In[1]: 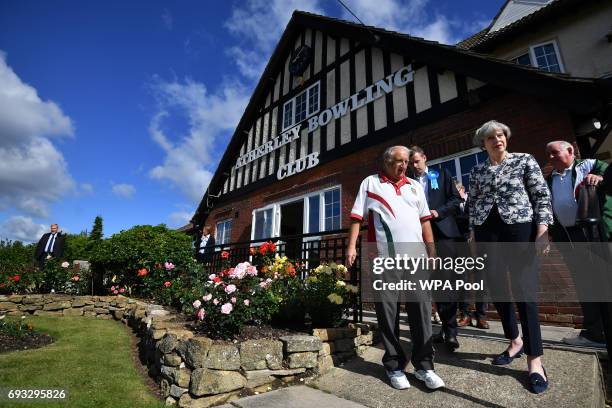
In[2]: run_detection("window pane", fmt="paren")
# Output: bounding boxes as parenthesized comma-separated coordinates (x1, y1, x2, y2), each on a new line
(295, 92, 307, 123)
(533, 43, 561, 72)
(223, 220, 232, 244)
(254, 209, 273, 240)
(512, 53, 531, 66)
(440, 159, 457, 180)
(308, 83, 319, 115)
(459, 154, 476, 174)
(283, 102, 293, 129)
(308, 195, 320, 233)
(324, 188, 340, 231)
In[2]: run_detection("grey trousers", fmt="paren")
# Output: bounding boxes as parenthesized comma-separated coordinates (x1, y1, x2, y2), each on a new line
(374, 300, 434, 372)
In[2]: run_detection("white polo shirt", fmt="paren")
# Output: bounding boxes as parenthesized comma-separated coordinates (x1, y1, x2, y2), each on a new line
(351, 173, 431, 252)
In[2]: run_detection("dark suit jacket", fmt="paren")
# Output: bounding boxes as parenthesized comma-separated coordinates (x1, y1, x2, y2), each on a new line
(195, 235, 215, 262)
(35, 232, 65, 259)
(412, 168, 461, 239)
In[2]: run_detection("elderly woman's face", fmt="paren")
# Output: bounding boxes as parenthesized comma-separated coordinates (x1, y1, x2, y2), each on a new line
(483, 128, 507, 156)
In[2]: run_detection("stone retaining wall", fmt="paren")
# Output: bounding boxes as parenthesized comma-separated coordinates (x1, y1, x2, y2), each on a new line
(0, 295, 377, 407)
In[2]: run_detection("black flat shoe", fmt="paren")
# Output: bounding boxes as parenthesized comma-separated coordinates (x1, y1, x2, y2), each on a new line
(529, 367, 548, 394)
(492, 346, 523, 365)
(445, 335, 460, 351)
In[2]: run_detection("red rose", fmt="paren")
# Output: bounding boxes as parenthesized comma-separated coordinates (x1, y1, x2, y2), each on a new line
(12, 275, 20, 282)
(221, 251, 230, 259)
(213, 277, 221, 283)
(164, 281, 171, 287)
(137, 268, 148, 277)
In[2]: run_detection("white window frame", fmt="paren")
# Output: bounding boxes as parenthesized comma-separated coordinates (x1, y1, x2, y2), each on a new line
(215, 219, 233, 246)
(427, 148, 487, 189)
(529, 39, 565, 73)
(250, 184, 342, 242)
(281, 81, 320, 131)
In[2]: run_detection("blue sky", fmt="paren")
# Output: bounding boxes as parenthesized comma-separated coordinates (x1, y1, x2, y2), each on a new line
(0, 0, 504, 242)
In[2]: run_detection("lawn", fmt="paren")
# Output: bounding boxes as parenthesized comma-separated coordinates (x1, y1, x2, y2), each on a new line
(0, 316, 165, 408)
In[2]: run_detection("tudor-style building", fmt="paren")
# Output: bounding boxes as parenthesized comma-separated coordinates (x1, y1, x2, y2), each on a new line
(191, 11, 611, 253)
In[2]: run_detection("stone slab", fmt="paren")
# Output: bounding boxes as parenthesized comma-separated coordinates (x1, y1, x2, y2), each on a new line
(312, 337, 604, 408)
(231, 385, 366, 408)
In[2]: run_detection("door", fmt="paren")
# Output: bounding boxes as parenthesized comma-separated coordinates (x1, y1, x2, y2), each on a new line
(280, 200, 304, 260)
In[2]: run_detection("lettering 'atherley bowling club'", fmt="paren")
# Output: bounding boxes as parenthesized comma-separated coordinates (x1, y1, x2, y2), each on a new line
(234, 65, 415, 173)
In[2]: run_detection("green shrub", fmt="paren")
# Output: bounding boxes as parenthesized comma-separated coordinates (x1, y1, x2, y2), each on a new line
(0, 240, 36, 294)
(304, 263, 358, 327)
(90, 224, 193, 297)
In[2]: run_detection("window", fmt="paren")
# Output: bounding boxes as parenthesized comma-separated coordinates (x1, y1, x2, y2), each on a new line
(282, 81, 320, 131)
(250, 186, 341, 240)
(324, 188, 341, 231)
(216, 219, 232, 245)
(428, 149, 488, 191)
(253, 208, 274, 240)
(511, 53, 531, 66)
(508, 41, 564, 73)
(531, 42, 562, 73)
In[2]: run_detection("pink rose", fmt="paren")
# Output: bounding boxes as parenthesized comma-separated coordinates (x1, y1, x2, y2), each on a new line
(119, 288, 125, 293)
(196, 308, 205, 321)
(113, 290, 118, 295)
(164, 262, 175, 270)
(202, 294, 212, 302)
(164, 281, 171, 287)
(244, 299, 250, 306)
(229, 262, 249, 279)
(213, 299, 219, 305)
(246, 265, 258, 277)
(231, 297, 237, 304)
(225, 284, 237, 294)
(220, 303, 233, 314)
(111, 286, 116, 291)
(192, 300, 202, 308)
(208, 274, 216, 281)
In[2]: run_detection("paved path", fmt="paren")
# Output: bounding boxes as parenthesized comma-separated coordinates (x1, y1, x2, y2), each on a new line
(218, 312, 606, 408)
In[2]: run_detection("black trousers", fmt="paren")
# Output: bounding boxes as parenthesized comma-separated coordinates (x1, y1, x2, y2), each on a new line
(434, 238, 459, 337)
(550, 226, 606, 343)
(474, 207, 544, 357)
(550, 226, 612, 357)
(375, 299, 434, 372)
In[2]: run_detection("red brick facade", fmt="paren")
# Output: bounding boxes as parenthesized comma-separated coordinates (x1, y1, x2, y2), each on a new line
(206, 91, 583, 327)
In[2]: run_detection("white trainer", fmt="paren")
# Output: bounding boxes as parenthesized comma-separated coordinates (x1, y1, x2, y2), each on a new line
(386, 370, 411, 389)
(414, 369, 445, 390)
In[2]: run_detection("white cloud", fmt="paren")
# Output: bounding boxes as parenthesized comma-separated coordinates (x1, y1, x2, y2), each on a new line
(337, 0, 462, 44)
(168, 210, 192, 227)
(112, 183, 135, 199)
(0, 216, 49, 243)
(80, 183, 94, 194)
(0, 52, 76, 218)
(162, 9, 173, 31)
(148, 76, 249, 202)
(225, 0, 324, 78)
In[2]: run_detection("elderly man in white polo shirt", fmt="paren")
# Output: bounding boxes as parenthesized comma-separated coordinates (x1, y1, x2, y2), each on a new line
(347, 145, 444, 390)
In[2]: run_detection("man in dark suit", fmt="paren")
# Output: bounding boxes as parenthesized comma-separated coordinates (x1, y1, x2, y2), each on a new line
(195, 225, 215, 263)
(35, 224, 65, 270)
(409, 146, 462, 351)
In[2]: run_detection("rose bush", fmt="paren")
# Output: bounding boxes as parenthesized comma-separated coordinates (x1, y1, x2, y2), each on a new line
(304, 262, 358, 327)
(189, 261, 282, 338)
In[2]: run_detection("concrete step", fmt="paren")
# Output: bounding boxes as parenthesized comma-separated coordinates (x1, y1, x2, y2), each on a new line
(221, 385, 367, 408)
(311, 337, 604, 408)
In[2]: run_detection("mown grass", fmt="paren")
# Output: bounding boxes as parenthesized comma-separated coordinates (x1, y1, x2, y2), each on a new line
(0, 316, 164, 408)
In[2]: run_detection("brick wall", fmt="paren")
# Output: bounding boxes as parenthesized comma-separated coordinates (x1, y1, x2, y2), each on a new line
(208, 91, 581, 327)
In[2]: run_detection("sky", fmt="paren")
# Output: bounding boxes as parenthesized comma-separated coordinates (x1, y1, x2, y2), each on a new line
(0, 0, 505, 243)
